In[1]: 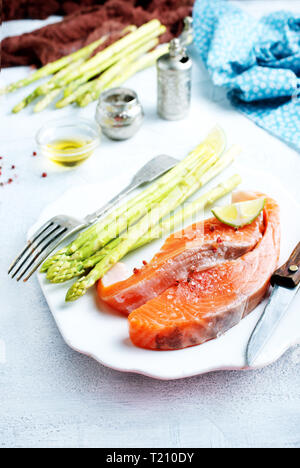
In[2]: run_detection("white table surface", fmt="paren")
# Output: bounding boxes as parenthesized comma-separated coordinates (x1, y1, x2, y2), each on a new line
(1, 1, 299, 448)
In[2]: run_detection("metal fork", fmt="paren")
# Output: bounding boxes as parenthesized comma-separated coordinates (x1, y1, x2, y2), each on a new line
(8, 155, 178, 282)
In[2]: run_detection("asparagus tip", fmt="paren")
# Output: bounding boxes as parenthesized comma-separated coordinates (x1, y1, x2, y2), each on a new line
(66, 278, 87, 302)
(40, 250, 69, 273)
(47, 261, 83, 283)
(12, 103, 24, 114)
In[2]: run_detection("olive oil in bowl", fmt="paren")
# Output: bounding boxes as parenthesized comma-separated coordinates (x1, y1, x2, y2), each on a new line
(36, 118, 101, 169)
(47, 138, 93, 167)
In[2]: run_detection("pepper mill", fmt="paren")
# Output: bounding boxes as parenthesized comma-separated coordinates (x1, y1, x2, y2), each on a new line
(180, 16, 194, 47)
(157, 38, 192, 121)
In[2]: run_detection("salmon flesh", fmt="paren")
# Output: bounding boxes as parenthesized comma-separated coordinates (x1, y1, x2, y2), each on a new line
(98, 193, 280, 350)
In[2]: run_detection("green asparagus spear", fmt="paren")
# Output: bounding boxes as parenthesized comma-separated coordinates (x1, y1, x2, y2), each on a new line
(12, 57, 87, 113)
(47, 238, 121, 282)
(46, 160, 201, 278)
(41, 156, 203, 274)
(34, 89, 62, 113)
(3, 36, 108, 94)
(40, 127, 226, 272)
(41, 126, 226, 269)
(62, 25, 166, 100)
(47, 144, 239, 280)
(56, 37, 160, 108)
(136, 173, 242, 247)
(63, 76, 97, 99)
(12, 89, 40, 114)
(46, 175, 242, 283)
(31, 25, 140, 107)
(198, 145, 241, 186)
(47, 160, 199, 274)
(53, 20, 162, 91)
(65, 189, 192, 300)
(60, 141, 221, 267)
(78, 44, 169, 107)
(11, 25, 138, 112)
(65, 148, 239, 301)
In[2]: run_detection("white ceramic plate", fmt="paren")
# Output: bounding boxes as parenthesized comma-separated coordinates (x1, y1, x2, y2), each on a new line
(33, 164, 300, 380)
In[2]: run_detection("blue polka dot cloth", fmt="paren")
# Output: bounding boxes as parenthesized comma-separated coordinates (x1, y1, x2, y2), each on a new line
(193, 0, 300, 152)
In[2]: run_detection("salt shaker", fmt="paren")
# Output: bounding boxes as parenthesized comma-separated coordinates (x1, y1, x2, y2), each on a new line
(157, 38, 192, 121)
(95, 88, 144, 141)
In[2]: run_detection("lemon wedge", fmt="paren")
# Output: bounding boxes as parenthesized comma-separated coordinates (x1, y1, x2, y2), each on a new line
(212, 198, 266, 228)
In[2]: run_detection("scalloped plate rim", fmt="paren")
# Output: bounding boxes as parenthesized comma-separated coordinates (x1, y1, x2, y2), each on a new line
(33, 167, 300, 380)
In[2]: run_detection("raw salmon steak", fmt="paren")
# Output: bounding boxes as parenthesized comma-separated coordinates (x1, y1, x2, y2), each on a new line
(128, 194, 280, 350)
(98, 209, 265, 314)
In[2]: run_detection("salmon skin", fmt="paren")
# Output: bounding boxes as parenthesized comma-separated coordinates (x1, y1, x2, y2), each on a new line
(98, 212, 265, 314)
(128, 194, 280, 350)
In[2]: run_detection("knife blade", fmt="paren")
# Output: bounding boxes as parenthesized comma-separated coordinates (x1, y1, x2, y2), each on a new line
(246, 242, 300, 367)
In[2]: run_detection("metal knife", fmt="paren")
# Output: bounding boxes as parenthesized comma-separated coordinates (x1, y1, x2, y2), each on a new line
(246, 242, 300, 366)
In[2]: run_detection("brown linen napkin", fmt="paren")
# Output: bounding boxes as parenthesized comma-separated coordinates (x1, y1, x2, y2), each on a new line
(2, 0, 194, 68)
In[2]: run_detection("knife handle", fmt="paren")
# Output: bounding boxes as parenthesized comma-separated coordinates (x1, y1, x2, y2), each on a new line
(271, 242, 300, 289)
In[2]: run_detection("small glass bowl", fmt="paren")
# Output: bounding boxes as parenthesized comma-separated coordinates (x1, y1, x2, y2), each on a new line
(36, 118, 101, 168)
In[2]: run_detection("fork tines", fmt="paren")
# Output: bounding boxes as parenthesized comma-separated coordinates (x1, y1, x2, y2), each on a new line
(8, 220, 67, 282)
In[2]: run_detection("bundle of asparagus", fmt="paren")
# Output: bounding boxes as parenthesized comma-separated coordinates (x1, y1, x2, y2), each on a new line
(2, 20, 172, 113)
(40, 128, 242, 302)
